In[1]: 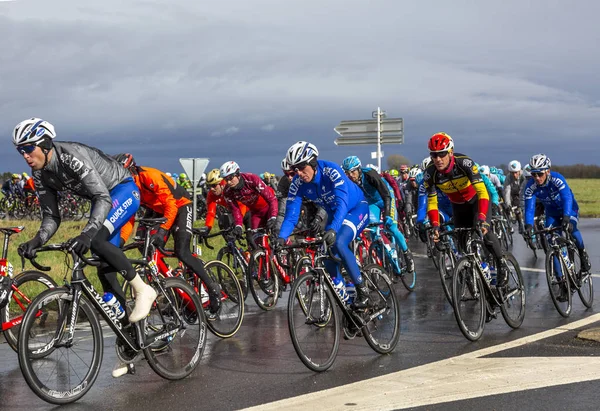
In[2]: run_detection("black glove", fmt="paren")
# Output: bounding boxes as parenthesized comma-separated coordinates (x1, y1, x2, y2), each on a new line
(273, 237, 286, 251)
(197, 226, 211, 237)
(232, 225, 243, 238)
(18, 235, 43, 259)
(322, 229, 336, 246)
(309, 215, 324, 233)
(68, 233, 93, 256)
(150, 227, 169, 249)
(266, 217, 277, 233)
(562, 216, 573, 233)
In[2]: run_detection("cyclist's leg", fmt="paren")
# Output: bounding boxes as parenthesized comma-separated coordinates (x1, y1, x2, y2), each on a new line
(564, 213, 591, 271)
(479, 200, 508, 285)
(387, 200, 414, 272)
(173, 204, 221, 313)
(243, 210, 255, 249)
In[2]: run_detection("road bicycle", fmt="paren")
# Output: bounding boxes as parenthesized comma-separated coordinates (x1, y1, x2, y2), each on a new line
(215, 227, 252, 300)
(531, 225, 593, 317)
(18, 243, 206, 404)
(0, 226, 56, 353)
(431, 222, 459, 304)
(287, 236, 400, 372)
(245, 228, 282, 310)
(448, 227, 525, 341)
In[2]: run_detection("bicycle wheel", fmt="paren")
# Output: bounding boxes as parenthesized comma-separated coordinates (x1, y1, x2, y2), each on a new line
(18, 288, 103, 404)
(247, 249, 280, 310)
(2, 270, 57, 353)
(545, 250, 572, 317)
(217, 246, 249, 300)
(288, 271, 340, 372)
(570, 246, 594, 308)
(437, 246, 456, 304)
(399, 244, 416, 292)
(203, 260, 244, 338)
(498, 253, 526, 329)
(361, 264, 400, 354)
(144, 277, 207, 380)
(452, 257, 486, 341)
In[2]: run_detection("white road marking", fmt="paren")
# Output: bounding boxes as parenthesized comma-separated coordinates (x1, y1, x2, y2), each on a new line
(245, 313, 600, 411)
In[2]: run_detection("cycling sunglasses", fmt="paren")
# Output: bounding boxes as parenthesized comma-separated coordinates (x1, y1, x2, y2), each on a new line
(16, 145, 37, 155)
(224, 174, 237, 182)
(284, 170, 296, 177)
(294, 162, 310, 172)
(208, 183, 220, 189)
(430, 151, 449, 159)
(400, 170, 409, 174)
(531, 172, 545, 178)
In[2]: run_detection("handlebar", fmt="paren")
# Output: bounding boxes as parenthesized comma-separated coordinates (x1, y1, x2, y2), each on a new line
(24, 243, 102, 272)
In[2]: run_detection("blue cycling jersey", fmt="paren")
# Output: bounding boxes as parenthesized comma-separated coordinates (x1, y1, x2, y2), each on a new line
(416, 183, 453, 224)
(523, 171, 578, 225)
(279, 160, 366, 239)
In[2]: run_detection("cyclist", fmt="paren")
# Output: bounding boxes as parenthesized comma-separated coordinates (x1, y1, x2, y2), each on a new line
(478, 165, 501, 215)
(277, 142, 370, 307)
(114, 154, 222, 315)
(416, 157, 453, 245)
(177, 173, 192, 190)
(398, 164, 410, 183)
(342, 155, 414, 274)
(423, 132, 510, 287)
(503, 160, 526, 234)
(523, 154, 591, 278)
(1, 174, 23, 198)
(12, 118, 156, 325)
(403, 167, 421, 222)
(220, 161, 278, 238)
(480, 165, 503, 199)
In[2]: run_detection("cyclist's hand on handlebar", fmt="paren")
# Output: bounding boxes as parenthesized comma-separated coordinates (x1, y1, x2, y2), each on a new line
(266, 217, 277, 233)
(232, 225, 243, 238)
(68, 233, 92, 255)
(197, 226, 211, 237)
(273, 237, 286, 252)
(431, 226, 440, 243)
(323, 229, 336, 246)
(562, 215, 573, 234)
(150, 227, 169, 249)
(476, 220, 489, 236)
(18, 235, 43, 259)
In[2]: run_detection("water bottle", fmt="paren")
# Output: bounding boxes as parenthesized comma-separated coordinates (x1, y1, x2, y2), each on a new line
(489, 265, 497, 286)
(345, 282, 356, 304)
(561, 247, 573, 270)
(199, 283, 210, 304)
(481, 262, 492, 284)
(102, 292, 125, 320)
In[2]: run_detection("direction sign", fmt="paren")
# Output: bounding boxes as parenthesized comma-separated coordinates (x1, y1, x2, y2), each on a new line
(334, 118, 403, 145)
(179, 158, 210, 183)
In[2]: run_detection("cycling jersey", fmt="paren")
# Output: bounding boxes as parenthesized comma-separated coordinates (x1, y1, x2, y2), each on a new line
(275, 175, 327, 232)
(33, 141, 132, 243)
(402, 182, 419, 216)
(356, 168, 393, 218)
(205, 181, 248, 230)
(481, 173, 499, 205)
(503, 173, 525, 207)
(416, 183, 453, 224)
(223, 172, 278, 228)
(523, 171, 579, 225)
(24, 177, 35, 192)
(423, 153, 489, 226)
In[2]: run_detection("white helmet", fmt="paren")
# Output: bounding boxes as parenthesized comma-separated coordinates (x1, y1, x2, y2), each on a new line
(285, 141, 319, 167)
(479, 165, 490, 176)
(220, 161, 240, 178)
(523, 164, 532, 178)
(529, 154, 551, 172)
(13, 118, 57, 146)
(281, 158, 291, 172)
(408, 168, 422, 180)
(199, 173, 206, 185)
(508, 160, 521, 172)
(421, 156, 432, 170)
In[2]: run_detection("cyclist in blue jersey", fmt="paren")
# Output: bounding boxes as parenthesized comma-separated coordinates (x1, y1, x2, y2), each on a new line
(276, 142, 370, 308)
(342, 156, 415, 275)
(523, 154, 591, 280)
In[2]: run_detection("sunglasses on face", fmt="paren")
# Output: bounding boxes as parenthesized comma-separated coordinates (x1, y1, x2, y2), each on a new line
(17, 145, 37, 155)
(531, 172, 545, 178)
(294, 162, 310, 172)
(400, 171, 408, 174)
(430, 151, 449, 159)
(224, 174, 237, 182)
(209, 183, 220, 189)
(284, 170, 296, 177)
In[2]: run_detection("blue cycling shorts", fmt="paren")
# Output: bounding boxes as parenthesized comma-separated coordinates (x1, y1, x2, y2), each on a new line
(102, 178, 140, 246)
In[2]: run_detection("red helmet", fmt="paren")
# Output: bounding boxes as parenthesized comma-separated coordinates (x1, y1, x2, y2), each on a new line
(399, 164, 409, 172)
(428, 132, 454, 153)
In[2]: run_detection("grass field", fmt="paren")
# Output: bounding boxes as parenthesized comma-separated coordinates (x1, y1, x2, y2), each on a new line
(568, 179, 600, 218)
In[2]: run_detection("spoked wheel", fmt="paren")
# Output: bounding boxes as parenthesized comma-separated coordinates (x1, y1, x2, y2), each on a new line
(247, 249, 280, 310)
(437, 246, 456, 305)
(569, 247, 594, 308)
(398, 244, 416, 292)
(144, 278, 207, 380)
(202, 260, 244, 338)
(361, 264, 400, 354)
(452, 257, 486, 341)
(217, 247, 249, 300)
(545, 250, 572, 317)
(498, 253, 526, 329)
(18, 288, 102, 405)
(288, 271, 340, 372)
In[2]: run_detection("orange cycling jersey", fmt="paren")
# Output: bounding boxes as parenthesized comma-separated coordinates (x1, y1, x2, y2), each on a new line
(205, 181, 248, 229)
(24, 177, 35, 192)
(121, 166, 191, 242)
(423, 153, 489, 226)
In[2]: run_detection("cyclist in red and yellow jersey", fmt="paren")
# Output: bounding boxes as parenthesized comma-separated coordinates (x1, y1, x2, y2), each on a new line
(423, 132, 510, 287)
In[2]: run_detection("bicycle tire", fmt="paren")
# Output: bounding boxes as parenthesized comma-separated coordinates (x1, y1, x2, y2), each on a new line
(18, 287, 103, 404)
(569, 245, 594, 308)
(361, 264, 400, 354)
(399, 244, 416, 292)
(498, 253, 526, 329)
(452, 257, 486, 341)
(288, 271, 340, 372)
(203, 260, 244, 338)
(437, 247, 456, 305)
(217, 246, 249, 300)
(144, 277, 207, 380)
(545, 249, 572, 317)
(247, 249, 280, 310)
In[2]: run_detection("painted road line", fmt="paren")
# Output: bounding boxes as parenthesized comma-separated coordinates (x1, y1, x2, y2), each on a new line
(246, 313, 600, 411)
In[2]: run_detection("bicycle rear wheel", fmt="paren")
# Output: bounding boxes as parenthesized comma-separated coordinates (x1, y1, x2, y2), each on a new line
(361, 264, 400, 354)
(569, 246, 594, 308)
(545, 250, 572, 317)
(203, 260, 244, 338)
(2, 270, 57, 353)
(247, 249, 280, 310)
(217, 246, 249, 300)
(498, 253, 526, 329)
(144, 277, 207, 380)
(18, 288, 103, 404)
(452, 257, 486, 341)
(288, 271, 340, 372)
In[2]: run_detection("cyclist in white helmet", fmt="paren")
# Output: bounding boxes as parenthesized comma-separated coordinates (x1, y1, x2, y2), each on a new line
(503, 160, 526, 233)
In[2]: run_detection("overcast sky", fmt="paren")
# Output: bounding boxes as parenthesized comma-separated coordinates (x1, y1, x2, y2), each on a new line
(1, 0, 599, 176)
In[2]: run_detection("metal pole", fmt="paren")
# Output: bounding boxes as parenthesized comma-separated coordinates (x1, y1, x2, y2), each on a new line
(192, 160, 197, 223)
(377, 107, 382, 172)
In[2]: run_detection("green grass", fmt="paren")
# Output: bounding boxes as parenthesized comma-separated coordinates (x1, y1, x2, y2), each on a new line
(567, 179, 600, 218)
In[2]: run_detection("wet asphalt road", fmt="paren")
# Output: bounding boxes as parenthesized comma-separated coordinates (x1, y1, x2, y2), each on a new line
(1, 219, 600, 410)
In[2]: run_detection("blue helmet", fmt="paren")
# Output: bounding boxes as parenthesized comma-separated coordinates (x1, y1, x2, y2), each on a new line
(341, 156, 362, 171)
(490, 166, 498, 174)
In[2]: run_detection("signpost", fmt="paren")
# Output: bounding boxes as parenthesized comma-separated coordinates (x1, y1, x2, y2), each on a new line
(179, 158, 210, 222)
(334, 107, 403, 171)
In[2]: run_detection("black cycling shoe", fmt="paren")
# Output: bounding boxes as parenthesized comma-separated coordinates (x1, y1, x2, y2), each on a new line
(557, 283, 569, 303)
(404, 250, 415, 273)
(352, 284, 370, 310)
(496, 261, 510, 288)
(208, 283, 222, 315)
(580, 249, 592, 272)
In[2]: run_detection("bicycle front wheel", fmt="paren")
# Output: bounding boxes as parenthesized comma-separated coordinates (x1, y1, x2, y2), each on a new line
(247, 249, 280, 310)
(2, 270, 57, 353)
(452, 257, 486, 341)
(217, 246, 249, 300)
(144, 277, 207, 380)
(362, 264, 400, 354)
(18, 288, 103, 405)
(545, 250, 572, 317)
(574, 250, 594, 308)
(288, 271, 340, 372)
(203, 260, 244, 338)
(498, 253, 526, 329)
